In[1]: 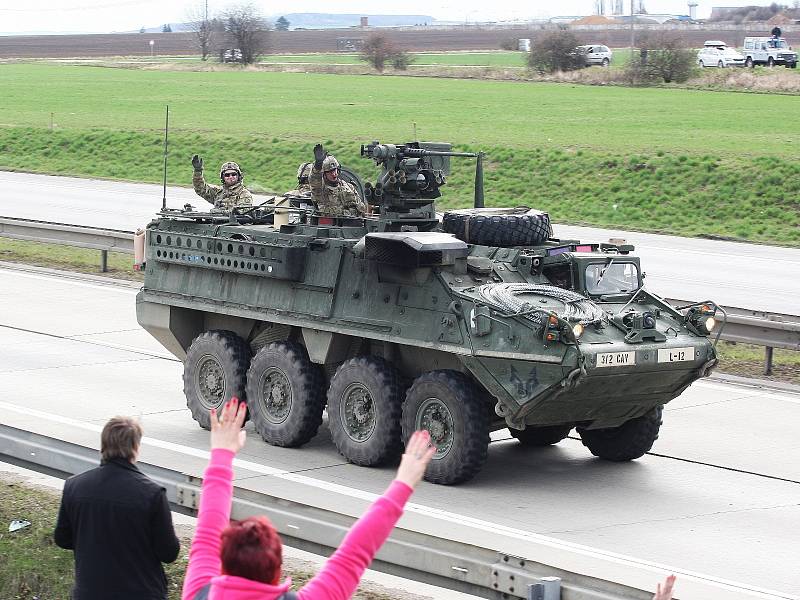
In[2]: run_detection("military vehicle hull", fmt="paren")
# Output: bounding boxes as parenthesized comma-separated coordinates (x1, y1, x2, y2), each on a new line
(137, 213, 718, 484)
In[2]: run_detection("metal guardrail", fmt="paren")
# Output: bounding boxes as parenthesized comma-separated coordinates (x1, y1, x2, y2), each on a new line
(1, 423, 790, 600)
(0, 216, 134, 272)
(1, 216, 798, 357)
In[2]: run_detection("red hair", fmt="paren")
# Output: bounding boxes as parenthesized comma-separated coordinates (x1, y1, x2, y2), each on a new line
(220, 516, 282, 584)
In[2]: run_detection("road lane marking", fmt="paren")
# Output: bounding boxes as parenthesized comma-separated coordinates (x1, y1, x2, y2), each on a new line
(0, 268, 140, 294)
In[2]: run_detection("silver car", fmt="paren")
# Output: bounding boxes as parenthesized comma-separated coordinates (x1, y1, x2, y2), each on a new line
(697, 41, 745, 68)
(575, 45, 612, 67)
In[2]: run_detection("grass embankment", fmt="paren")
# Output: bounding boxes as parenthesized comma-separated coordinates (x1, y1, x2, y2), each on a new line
(1, 238, 797, 385)
(0, 64, 798, 244)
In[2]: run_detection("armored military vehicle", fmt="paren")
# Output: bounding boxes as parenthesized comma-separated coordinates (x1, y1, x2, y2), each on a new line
(136, 141, 721, 484)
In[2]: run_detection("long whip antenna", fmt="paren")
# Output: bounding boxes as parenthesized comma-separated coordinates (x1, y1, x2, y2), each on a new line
(162, 105, 169, 210)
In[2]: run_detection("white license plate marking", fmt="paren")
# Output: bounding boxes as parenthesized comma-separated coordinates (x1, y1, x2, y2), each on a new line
(597, 351, 636, 367)
(657, 347, 695, 363)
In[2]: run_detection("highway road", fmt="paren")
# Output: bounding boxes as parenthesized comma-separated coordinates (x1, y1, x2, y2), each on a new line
(0, 264, 797, 597)
(1, 171, 799, 316)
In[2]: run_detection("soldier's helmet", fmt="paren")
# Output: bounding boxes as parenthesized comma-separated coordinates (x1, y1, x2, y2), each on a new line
(219, 161, 243, 184)
(297, 162, 313, 184)
(322, 155, 340, 173)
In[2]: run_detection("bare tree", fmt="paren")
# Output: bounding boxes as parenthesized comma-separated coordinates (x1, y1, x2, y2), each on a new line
(220, 3, 270, 65)
(359, 33, 411, 71)
(527, 31, 584, 73)
(625, 32, 695, 84)
(186, 3, 217, 61)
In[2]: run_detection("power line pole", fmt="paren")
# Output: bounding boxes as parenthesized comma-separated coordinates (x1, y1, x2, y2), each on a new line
(630, 0, 635, 60)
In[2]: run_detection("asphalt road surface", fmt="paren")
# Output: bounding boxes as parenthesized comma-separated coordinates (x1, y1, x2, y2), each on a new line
(0, 264, 798, 597)
(1, 170, 799, 315)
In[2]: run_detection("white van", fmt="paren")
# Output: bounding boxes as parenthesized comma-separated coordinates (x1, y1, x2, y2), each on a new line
(742, 37, 797, 68)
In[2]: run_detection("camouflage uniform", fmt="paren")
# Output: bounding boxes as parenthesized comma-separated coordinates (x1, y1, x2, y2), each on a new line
(193, 161, 253, 210)
(289, 162, 313, 197)
(310, 161, 366, 217)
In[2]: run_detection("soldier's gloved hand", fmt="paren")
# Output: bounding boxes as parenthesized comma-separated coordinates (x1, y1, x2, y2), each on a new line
(313, 144, 325, 169)
(191, 154, 203, 172)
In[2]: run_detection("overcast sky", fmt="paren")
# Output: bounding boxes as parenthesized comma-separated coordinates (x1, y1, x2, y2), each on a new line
(0, 1, 780, 35)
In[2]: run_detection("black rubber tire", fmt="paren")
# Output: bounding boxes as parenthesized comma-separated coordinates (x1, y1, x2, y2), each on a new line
(767, 57, 774, 67)
(402, 370, 489, 485)
(183, 330, 251, 430)
(791, 63, 797, 69)
(698, 60, 705, 68)
(442, 208, 552, 247)
(601, 58, 609, 67)
(246, 341, 325, 447)
(717, 60, 724, 68)
(510, 424, 573, 447)
(745, 57, 754, 68)
(577, 406, 663, 461)
(327, 356, 404, 466)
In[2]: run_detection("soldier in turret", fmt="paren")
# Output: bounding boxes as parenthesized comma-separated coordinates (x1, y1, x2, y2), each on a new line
(295, 162, 313, 195)
(310, 144, 366, 217)
(191, 155, 253, 210)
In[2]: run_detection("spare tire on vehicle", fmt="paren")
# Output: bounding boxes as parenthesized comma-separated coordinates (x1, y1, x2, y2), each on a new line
(442, 207, 552, 247)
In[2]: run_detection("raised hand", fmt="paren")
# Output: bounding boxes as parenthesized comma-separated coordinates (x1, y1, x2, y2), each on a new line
(313, 144, 325, 169)
(210, 397, 247, 453)
(395, 430, 436, 489)
(191, 154, 203, 172)
(653, 575, 676, 600)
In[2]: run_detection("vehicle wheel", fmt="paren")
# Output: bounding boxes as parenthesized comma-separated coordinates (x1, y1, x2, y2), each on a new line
(601, 58, 609, 67)
(698, 60, 705, 68)
(745, 57, 753, 67)
(442, 208, 552, 247)
(510, 424, 573, 447)
(402, 370, 489, 485)
(184, 330, 251, 430)
(791, 63, 797, 69)
(717, 60, 724, 68)
(327, 356, 404, 466)
(246, 341, 325, 447)
(767, 57, 774, 67)
(577, 406, 663, 461)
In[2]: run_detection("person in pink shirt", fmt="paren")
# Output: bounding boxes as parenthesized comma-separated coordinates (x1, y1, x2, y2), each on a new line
(182, 397, 436, 600)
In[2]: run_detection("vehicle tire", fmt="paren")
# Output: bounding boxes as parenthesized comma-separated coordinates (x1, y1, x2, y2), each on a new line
(577, 406, 663, 461)
(601, 58, 609, 67)
(767, 57, 774, 67)
(442, 208, 552, 247)
(184, 330, 251, 430)
(246, 341, 325, 447)
(745, 57, 754, 67)
(327, 356, 404, 466)
(402, 370, 489, 485)
(791, 63, 797, 69)
(717, 60, 724, 68)
(510, 424, 573, 447)
(698, 60, 705, 68)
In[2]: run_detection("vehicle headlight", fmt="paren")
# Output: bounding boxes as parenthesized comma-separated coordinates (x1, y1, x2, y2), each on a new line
(704, 316, 716, 333)
(572, 323, 584, 338)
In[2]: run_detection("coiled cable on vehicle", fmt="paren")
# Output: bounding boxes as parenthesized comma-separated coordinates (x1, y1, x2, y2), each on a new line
(477, 283, 606, 327)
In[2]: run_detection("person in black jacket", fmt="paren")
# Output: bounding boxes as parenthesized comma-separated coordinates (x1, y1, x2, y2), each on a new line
(54, 416, 180, 600)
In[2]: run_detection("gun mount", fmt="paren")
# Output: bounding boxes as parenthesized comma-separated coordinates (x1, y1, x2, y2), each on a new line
(361, 141, 485, 230)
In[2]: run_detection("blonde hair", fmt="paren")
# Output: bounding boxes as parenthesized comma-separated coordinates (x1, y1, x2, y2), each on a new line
(100, 416, 142, 462)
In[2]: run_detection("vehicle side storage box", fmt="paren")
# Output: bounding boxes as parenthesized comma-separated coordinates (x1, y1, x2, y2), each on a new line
(149, 231, 307, 281)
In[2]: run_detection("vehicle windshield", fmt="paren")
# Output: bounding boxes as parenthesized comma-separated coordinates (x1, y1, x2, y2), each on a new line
(769, 39, 789, 49)
(585, 262, 640, 295)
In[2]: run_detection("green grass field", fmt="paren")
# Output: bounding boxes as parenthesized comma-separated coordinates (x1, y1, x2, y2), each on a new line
(0, 63, 798, 244)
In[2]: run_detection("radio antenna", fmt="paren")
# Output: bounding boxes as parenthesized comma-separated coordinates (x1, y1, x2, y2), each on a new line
(162, 105, 169, 210)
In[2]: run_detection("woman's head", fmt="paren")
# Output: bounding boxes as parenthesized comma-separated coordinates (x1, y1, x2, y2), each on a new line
(220, 516, 282, 584)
